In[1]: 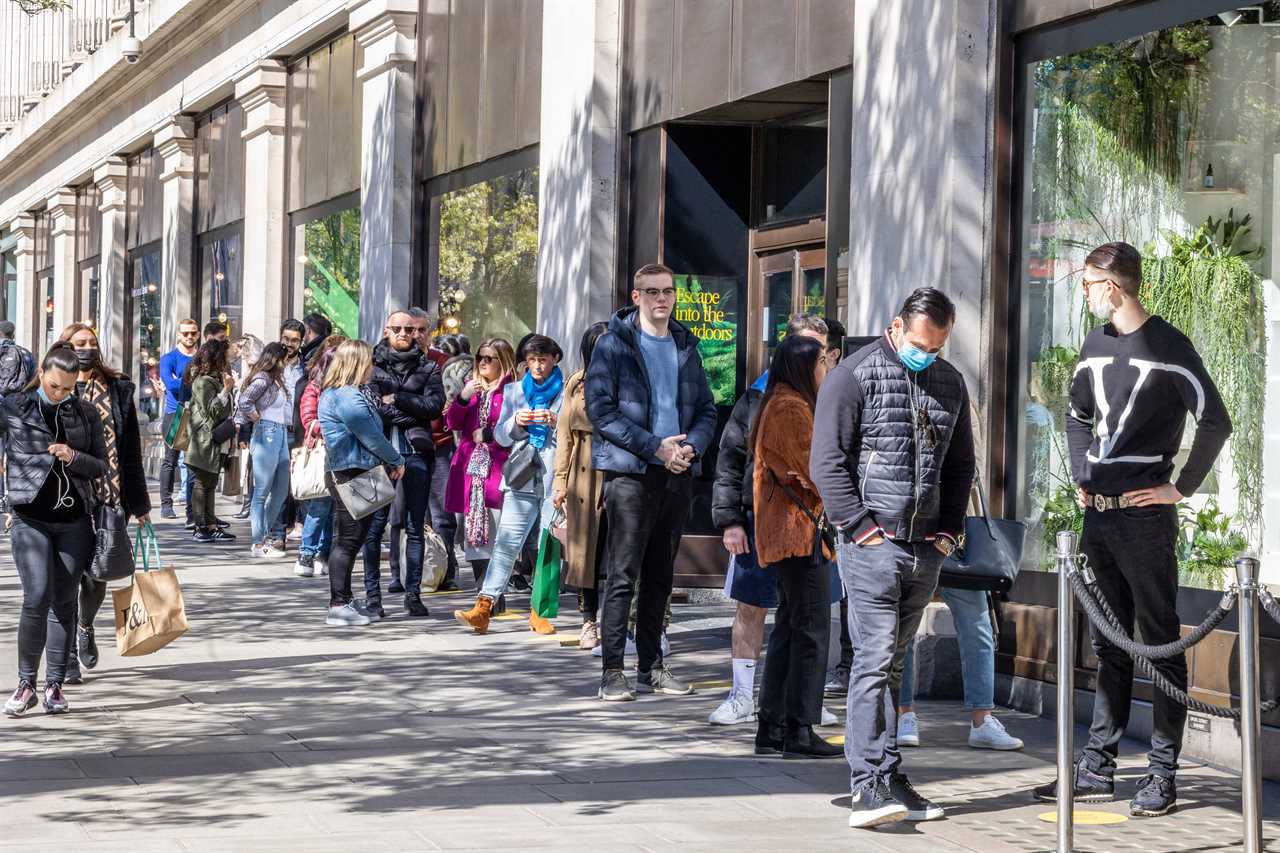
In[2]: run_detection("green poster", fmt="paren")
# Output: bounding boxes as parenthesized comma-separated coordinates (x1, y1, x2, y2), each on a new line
(675, 275, 739, 406)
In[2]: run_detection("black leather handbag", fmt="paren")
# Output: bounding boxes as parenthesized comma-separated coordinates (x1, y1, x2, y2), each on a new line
(939, 479, 1027, 593)
(90, 503, 135, 582)
(502, 439, 540, 492)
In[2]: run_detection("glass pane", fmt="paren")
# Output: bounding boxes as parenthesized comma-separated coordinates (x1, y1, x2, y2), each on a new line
(202, 233, 244, 338)
(764, 268, 793, 368)
(1017, 17, 1278, 588)
(42, 274, 54, 351)
(801, 267, 825, 316)
(131, 252, 162, 411)
(1, 250, 14, 324)
(296, 208, 361, 339)
(435, 167, 538, 344)
(78, 264, 99, 329)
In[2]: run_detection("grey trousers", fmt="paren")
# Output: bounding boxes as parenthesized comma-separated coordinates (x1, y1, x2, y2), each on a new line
(837, 537, 944, 792)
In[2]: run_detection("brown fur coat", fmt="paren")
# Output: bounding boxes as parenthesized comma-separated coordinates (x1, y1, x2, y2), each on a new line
(752, 385, 832, 566)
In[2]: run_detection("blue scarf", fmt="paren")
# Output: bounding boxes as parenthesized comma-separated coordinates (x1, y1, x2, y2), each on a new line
(522, 366, 564, 449)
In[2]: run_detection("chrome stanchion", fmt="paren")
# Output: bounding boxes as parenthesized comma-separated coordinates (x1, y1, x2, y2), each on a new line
(1055, 530, 1079, 853)
(1235, 554, 1262, 853)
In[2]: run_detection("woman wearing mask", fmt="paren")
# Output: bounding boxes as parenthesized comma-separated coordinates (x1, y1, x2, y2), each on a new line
(2, 344, 107, 717)
(317, 340, 405, 626)
(444, 338, 515, 598)
(295, 334, 346, 578)
(53, 324, 152, 682)
(230, 333, 264, 520)
(236, 342, 293, 559)
(185, 340, 237, 543)
(455, 335, 565, 635)
(750, 334, 840, 760)
(551, 322, 608, 650)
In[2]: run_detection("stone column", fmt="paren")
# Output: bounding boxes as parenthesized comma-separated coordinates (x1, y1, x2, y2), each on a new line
(535, 0, 620, 372)
(7, 215, 37, 351)
(349, 0, 416, 343)
(46, 188, 79, 340)
(95, 157, 128, 365)
(846, 0, 995, 395)
(154, 116, 196, 351)
(235, 60, 289, 343)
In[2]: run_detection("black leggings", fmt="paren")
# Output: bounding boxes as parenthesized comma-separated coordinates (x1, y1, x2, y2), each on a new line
(190, 466, 221, 528)
(12, 513, 94, 686)
(326, 470, 376, 607)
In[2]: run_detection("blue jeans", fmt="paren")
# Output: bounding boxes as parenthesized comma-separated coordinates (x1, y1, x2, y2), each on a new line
(899, 585, 995, 711)
(361, 451, 431, 600)
(249, 420, 290, 545)
(300, 497, 333, 559)
(479, 488, 551, 601)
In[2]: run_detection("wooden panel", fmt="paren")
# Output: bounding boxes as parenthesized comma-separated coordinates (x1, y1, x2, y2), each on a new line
(731, 0, 796, 100)
(674, 0, 732, 117)
(623, 0, 675, 131)
(799, 0, 853, 78)
(480, 0, 521, 161)
(445, 0, 485, 171)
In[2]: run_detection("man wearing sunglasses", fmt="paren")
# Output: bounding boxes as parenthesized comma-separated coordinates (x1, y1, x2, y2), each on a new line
(158, 319, 201, 519)
(360, 310, 446, 618)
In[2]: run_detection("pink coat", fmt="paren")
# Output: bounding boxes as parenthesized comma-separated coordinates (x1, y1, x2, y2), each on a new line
(444, 377, 510, 513)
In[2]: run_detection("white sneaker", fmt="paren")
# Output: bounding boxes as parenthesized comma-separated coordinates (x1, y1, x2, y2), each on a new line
(325, 603, 371, 626)
(592, 643, 603, 658)
(314, 556, 329, 576)
(708, 692, 756, 726)
(968, 714, 1024, 751)
(820, 706, 839, 727)
(897, 711, 920, 747)
(258, 544, 284, 559)
(294, 559, 314, 578)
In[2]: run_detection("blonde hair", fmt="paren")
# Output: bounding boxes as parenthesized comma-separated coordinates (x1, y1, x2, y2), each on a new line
(475, 338, 516, 389)
(322, 339, 373, 390)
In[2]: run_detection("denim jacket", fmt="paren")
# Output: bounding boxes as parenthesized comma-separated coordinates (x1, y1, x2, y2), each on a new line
(317, 386, 405, 473)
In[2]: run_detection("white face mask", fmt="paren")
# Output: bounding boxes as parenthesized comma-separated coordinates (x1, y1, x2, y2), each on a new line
(1088, 283, 1116, 321)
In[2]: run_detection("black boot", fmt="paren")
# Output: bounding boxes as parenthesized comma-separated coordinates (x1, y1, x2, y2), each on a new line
(470, 559, 489, 592)
(404, 594, 430, 618)
(754, 718, 784, 756)
(782, 722, 843, 759)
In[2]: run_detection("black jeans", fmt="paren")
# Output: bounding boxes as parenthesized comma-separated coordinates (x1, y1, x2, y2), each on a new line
(12, 514, 94, 685)
(759, 554, 830, 726)
(1081, 504, 1186, 780)
(159, 410, 182, 507)
(326, 471, 378, 607)
(190, 467, 220, 529)
(600, 468, 691, 673)
(430, 444, 459, 583)
(361, 451, 431, 601)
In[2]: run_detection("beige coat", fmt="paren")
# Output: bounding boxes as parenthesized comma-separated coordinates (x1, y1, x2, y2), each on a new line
(552, 370, 605, 590)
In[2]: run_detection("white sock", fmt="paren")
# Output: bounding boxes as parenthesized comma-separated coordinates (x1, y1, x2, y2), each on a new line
(731, 658, 756, 699)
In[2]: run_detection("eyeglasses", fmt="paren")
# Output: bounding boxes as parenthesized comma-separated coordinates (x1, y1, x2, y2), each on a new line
(476, 354, 498, 364)
(179, 330, 199, 336)
(638, 287, 676, 299)
(1081, 275, 1113, 292)
(388, 326, 422, 335)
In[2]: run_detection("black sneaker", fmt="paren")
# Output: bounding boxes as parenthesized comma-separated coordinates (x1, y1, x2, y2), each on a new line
(387, 578, 405, 595)
(78, 626, 98, 670)
(754, 718, 784, 756)
(210, 528, 236, 541)
(511, 573, 531, 592)
(890, 772, 945, 821)
(1130, 774, 1177, 817)
(404, 594, 430, 618)
(43, 683, 69, 715)
(184, 521, 197, 531)
(437, 579, 461, 593)
(214, 518, 230, 529)
(160, 505, 177, 520)
(636, 665, 694, 695)
(1033, 760, 1114, 803)
(848, 777, 908, 829)
(598, 669, 636, 701)
(782, 724, 843, 760)
(358, 600, 386, 620)
(824, 665, 851, 698)
(192, 528, 215, 542)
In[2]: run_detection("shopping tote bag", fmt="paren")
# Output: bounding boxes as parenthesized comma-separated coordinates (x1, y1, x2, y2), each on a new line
(113, 524, 190, 656)
(530, 527, 561, 619)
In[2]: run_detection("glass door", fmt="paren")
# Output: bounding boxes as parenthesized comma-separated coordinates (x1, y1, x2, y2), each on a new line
(755, 244, 827, 373)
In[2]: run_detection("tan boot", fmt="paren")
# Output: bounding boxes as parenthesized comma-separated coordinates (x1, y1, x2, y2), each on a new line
(454, 596, 493, 634)
(529, 611, 557, 635)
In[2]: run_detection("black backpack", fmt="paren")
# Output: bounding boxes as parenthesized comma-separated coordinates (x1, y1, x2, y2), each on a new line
(0, 341, 33, 395)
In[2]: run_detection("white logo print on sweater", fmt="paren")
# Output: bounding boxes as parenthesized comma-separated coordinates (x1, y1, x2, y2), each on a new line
(1069, 357, 1206, 465)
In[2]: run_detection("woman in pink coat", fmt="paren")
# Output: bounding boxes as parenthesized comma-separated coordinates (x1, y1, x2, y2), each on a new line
(444, 337, 517, 594)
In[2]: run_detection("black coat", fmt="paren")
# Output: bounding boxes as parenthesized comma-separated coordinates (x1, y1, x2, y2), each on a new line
(367, 340, 446, 455)
(710, 382, 763, 531)
(94, 377, 152, 518)
(0, 389, 108, 513)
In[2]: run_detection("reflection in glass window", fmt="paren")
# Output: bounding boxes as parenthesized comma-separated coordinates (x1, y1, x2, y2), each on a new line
(201, 233, 243, 337)
(1017, 17, 1276, 587)
(435, 168, 538, 344)
(296, 208, 360, 339)
(131, 252, 162, 405)
(78, 263, 100, 329)
(42, 274, 54, 350)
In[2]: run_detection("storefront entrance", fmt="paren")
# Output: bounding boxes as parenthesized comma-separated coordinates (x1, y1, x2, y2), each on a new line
(750, 220, 827, 378)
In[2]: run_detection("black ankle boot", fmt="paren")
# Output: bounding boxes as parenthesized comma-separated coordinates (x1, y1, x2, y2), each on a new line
(754, 718, 784, 756)
(782, 722, 843, 759)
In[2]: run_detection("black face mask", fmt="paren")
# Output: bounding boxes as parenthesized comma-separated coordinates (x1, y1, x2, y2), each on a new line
(75, 347, 100, 371)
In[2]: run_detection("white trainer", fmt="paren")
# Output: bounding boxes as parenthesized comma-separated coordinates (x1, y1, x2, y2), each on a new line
(313, 556, 329, 576)
(968, 714, 1024, 751)
(294, 559, 314, 578)
(325, 603, 371, 626)
(708, 692, 756, 726)
(897, 711, 921, 747)
(820, 706, 839, 727)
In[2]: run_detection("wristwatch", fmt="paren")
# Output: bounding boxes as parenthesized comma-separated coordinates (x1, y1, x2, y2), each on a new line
(934, 537, 957, 557)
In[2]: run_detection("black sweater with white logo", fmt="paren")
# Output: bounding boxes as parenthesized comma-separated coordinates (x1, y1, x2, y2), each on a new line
(1066, 316, 1232, 498)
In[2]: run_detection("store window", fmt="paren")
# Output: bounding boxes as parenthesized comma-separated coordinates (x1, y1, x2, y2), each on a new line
(126, 148, 163, 412)
(292, 200, 360, 338)
(195, 103, 245, 335)
(76, 183, 102, 329)
(430, 163, 539, 344)
(32, 210, 53, 350)
(0, 248, 15, 323)
(1014, 11, 1279, 587)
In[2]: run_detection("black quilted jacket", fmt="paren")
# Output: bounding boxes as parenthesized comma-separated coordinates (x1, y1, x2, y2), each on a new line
(0, 389, 108, 512)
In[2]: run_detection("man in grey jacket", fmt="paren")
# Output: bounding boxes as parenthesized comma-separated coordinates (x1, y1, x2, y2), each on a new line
(811, 288, 975, 830)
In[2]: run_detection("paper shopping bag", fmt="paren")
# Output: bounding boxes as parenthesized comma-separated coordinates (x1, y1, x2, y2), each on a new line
(530, 528, 561, 619)
(113, 529, 189, 656)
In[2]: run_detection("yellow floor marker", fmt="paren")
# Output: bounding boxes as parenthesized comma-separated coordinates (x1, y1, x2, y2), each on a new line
(1036, 810, 1127, 825)
(558, 638, 581, 647)
(492, 611, 530, 621)
(692, 680, 734, 691)
(824, 734, 845, 745)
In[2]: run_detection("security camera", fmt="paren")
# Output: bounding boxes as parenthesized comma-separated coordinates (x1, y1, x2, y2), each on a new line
(122, 36, 142, 64)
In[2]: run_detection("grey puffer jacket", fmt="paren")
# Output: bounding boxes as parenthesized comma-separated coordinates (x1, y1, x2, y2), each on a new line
(0, 389, 108, 511)
(810, 333, 975, 544)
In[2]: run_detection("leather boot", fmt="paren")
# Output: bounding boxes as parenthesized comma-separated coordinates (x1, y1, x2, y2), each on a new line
(454, 596, 493, 634)
(529, 611, 556, 635)
(470, 559, 489, 592)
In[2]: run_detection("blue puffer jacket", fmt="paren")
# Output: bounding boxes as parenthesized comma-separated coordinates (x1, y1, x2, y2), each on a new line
(585, 307, 718, 475)
(318, 386, 405, 473)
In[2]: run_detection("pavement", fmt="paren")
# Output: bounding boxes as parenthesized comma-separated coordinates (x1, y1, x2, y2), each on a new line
(2, 490, 1280, 852)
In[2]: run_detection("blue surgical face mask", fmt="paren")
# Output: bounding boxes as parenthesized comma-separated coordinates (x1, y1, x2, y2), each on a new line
(36, 386, 67, 407)
(895, 335, 938, 373)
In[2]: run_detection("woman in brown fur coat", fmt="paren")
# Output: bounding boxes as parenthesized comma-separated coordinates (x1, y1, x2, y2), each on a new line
(750, 334, 839, 760)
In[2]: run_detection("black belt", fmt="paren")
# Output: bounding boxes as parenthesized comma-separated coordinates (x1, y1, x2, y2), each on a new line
(1085, 492, 1132, 512)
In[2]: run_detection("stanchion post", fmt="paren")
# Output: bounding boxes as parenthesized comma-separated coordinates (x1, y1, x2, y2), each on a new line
(1055, 531, 1078, 853)
(1235, 554, 1262, 853)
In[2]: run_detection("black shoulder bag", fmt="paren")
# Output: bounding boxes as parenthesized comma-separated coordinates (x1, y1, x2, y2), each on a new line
(768, 469, 835, 564)
(939, 477, 1027, 593)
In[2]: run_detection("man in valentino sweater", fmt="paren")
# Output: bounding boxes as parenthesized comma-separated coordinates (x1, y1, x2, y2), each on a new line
(1033, 241, 1231, 818)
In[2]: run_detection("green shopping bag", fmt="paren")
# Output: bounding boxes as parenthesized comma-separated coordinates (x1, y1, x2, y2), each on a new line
(530, 527, 562, 619)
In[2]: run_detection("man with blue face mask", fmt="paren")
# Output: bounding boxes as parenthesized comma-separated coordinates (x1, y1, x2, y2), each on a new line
(811, 287, 975, 830)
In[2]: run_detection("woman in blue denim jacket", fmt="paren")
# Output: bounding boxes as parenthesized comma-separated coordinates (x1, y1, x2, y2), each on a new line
(317, 340, 405, 627)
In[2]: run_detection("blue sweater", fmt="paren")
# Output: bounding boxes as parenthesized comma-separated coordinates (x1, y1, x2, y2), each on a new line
(159, 348, 193, 414)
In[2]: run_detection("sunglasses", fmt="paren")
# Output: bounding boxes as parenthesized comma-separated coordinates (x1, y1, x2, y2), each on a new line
(476, 354, 498, 364)
(180, 330, 199, 336)
(388, 325, 422, 335)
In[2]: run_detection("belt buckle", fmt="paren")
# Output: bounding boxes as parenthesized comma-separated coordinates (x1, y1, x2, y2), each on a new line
(1092, 493, 1106, 512)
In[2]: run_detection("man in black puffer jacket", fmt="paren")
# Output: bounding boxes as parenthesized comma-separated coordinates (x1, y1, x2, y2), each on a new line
(811, 288, 975, 829)
(361, 310, 446, 617)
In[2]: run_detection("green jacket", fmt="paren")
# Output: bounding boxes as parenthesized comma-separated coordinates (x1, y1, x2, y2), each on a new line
(186, 374, 232, 473)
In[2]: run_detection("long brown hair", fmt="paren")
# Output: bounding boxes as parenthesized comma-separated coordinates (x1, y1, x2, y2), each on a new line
(307, 333, 347, 383)
(475, 337, 516, 389)
(242, 341, 289, 391)
(57, 322, 123, 381)
(748, 334, 822, 458)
